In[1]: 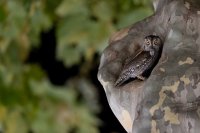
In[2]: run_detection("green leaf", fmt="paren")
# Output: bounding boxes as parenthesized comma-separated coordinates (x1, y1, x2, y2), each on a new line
(91, 1, 114, 21)
(117, 7, 153, 28)
(0, 5, 6, 22)
(29, 1, 52, 46)
(56, 0, 89, 17)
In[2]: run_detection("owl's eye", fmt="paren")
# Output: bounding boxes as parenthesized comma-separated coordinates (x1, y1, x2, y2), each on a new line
(153, 38, 160, 45)
(153, 40, 158, 45)
(145, 39, 151, 45)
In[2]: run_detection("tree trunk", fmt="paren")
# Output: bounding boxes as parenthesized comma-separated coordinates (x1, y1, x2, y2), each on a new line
(98, 0, 200, 133)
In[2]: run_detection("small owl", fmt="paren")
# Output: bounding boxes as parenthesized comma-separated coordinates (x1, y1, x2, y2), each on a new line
(114, 35, 162, 87)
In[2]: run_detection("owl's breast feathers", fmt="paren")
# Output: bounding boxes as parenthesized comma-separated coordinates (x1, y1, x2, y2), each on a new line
(115, 49, 160, 87)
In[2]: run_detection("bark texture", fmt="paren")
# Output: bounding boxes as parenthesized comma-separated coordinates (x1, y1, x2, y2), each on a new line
(98, 0, 200, 133)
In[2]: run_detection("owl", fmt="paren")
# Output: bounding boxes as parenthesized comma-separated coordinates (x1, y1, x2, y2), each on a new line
(115, 35, 162, 87)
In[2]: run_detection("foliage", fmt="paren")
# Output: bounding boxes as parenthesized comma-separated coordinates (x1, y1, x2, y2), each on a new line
(0, 0, 152, 133)
(56, 0, 153, 66)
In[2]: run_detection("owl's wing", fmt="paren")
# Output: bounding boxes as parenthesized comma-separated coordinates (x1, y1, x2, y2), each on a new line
(115, 51, 150, 87)
(123, 51, 151, 75)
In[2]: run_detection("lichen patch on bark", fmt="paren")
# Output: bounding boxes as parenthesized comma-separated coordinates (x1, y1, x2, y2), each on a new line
(163, 107, 180, 125)
(180, 75, 191, 85)
(150, 81, 180, 116)
(178, 57, 194, 65)
(151, 120, 160, 133)
(159, 68, 165, 72)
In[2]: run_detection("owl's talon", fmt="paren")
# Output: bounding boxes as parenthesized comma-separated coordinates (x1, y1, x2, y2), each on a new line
(137, 75, 146, 80)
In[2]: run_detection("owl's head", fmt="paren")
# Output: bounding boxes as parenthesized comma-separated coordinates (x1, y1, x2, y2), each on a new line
(143, 35, 162, 52)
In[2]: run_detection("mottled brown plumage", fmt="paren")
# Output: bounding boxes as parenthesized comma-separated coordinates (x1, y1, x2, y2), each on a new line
(115, 35, 162, 87)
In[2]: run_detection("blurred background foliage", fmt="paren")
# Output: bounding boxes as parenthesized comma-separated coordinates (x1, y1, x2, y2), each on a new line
(0, 0, 152, 133)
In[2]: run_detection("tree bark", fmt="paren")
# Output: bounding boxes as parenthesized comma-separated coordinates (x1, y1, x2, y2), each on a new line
(98, 0, 200, 133)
